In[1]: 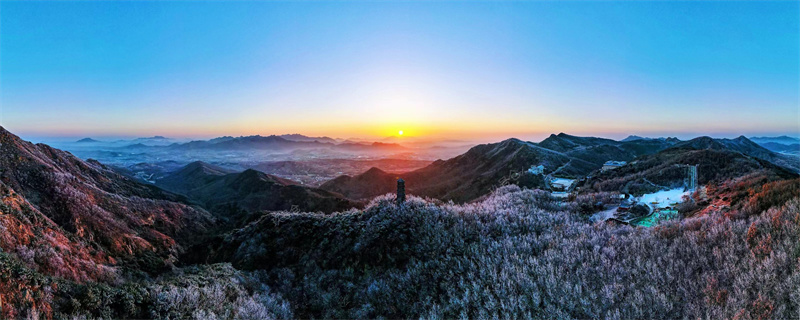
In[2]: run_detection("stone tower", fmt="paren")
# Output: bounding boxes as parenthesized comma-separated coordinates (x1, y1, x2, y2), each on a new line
(397, 178, 405, 205)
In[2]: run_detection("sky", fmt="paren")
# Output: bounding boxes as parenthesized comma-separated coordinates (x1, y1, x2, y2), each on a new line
(1, 1, 798, 141)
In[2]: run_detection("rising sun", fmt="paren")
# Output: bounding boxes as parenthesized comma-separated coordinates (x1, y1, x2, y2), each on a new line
(398, 130, 404, 136)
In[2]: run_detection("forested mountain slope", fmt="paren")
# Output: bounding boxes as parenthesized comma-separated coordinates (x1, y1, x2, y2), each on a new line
(0, 126, 215, 275)
(184, 186, 800, 319)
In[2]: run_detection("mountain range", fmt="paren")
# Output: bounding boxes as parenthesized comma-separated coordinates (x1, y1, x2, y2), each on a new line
(144, 134, 407, 153)
(68, 134, 406, 153)
(584, 137, 799, 194)
(758, 142, 800, 154)
(669, 136, 800, 172)
(321, 133, 799, 202)
(279, 134, 338, 144)
(620, 135, 680, 142)
(30, 128, 800, 209)
(321, 133, 676, 202)
(749, 135, 800, 145)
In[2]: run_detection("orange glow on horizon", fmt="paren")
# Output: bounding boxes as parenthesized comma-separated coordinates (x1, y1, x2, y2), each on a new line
(11, 116, 794, 143)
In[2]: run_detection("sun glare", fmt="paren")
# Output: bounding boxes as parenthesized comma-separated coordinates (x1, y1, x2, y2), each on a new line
(398, 130, 404, 136)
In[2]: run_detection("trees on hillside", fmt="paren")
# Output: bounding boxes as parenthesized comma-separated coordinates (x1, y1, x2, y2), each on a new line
(191, 185, 800, 319)
(4, 185, 800, 319)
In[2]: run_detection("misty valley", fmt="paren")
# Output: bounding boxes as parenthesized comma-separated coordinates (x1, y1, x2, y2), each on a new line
(46, 135, 471, 187)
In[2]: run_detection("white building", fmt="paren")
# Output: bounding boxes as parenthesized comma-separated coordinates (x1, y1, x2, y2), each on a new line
(550, 178, 575, 191)
(602, 161, 627, 171)
(528, 165, 545, 175)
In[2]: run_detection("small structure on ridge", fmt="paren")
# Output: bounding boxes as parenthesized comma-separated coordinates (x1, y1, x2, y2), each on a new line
(397, 178, 406, 205)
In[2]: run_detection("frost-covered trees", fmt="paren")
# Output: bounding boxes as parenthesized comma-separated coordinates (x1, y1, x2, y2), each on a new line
(216, 185, 800, 319)
(4, 183, 800, 319)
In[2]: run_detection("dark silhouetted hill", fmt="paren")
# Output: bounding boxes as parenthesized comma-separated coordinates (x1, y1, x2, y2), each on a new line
(321, 167, 400, 200)
(157, 162, 357, 215)
(538, 132, 678, 165)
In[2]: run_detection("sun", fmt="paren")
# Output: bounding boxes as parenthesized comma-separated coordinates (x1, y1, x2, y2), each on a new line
(398, 130, 404, 136)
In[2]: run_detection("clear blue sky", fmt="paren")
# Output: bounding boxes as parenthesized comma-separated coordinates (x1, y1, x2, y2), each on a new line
(1, 1, 798, 140)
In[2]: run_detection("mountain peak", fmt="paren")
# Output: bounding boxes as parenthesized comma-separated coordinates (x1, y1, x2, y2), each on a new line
(500, 137, 524, 144)
(622, 135, 647, 142)
(240, 168, 263, 177)
(235, 168, 295, 186)
(363, 167, 389, 177)
(670, 136, 782, 163)
(674, 136, 723, 150)
(184, 160, 211, 170)
(0, 126, 21, 143)
(177, 161, 233, 177)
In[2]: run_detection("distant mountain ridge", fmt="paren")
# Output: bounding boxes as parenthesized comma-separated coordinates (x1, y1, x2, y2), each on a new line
(136, 134, 408, 152)
(322, 134, 678, 202)
(279, 134, 338, 144)
(538, 133, 678, 165)
(322, 133, 800, 202)
(621, 135, 680, 142)
(585, 136, 799, 194)
(750, 136, 800, 145)
(668, 136, 800, 172)
(137, 135, 169, 140)
(170, 135, 319, 151)
(66, 133, 413, 154)
(759, 142, 800, 154)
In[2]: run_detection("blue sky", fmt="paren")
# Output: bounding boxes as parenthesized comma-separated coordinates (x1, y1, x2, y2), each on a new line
(1, 1, 798, 141)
